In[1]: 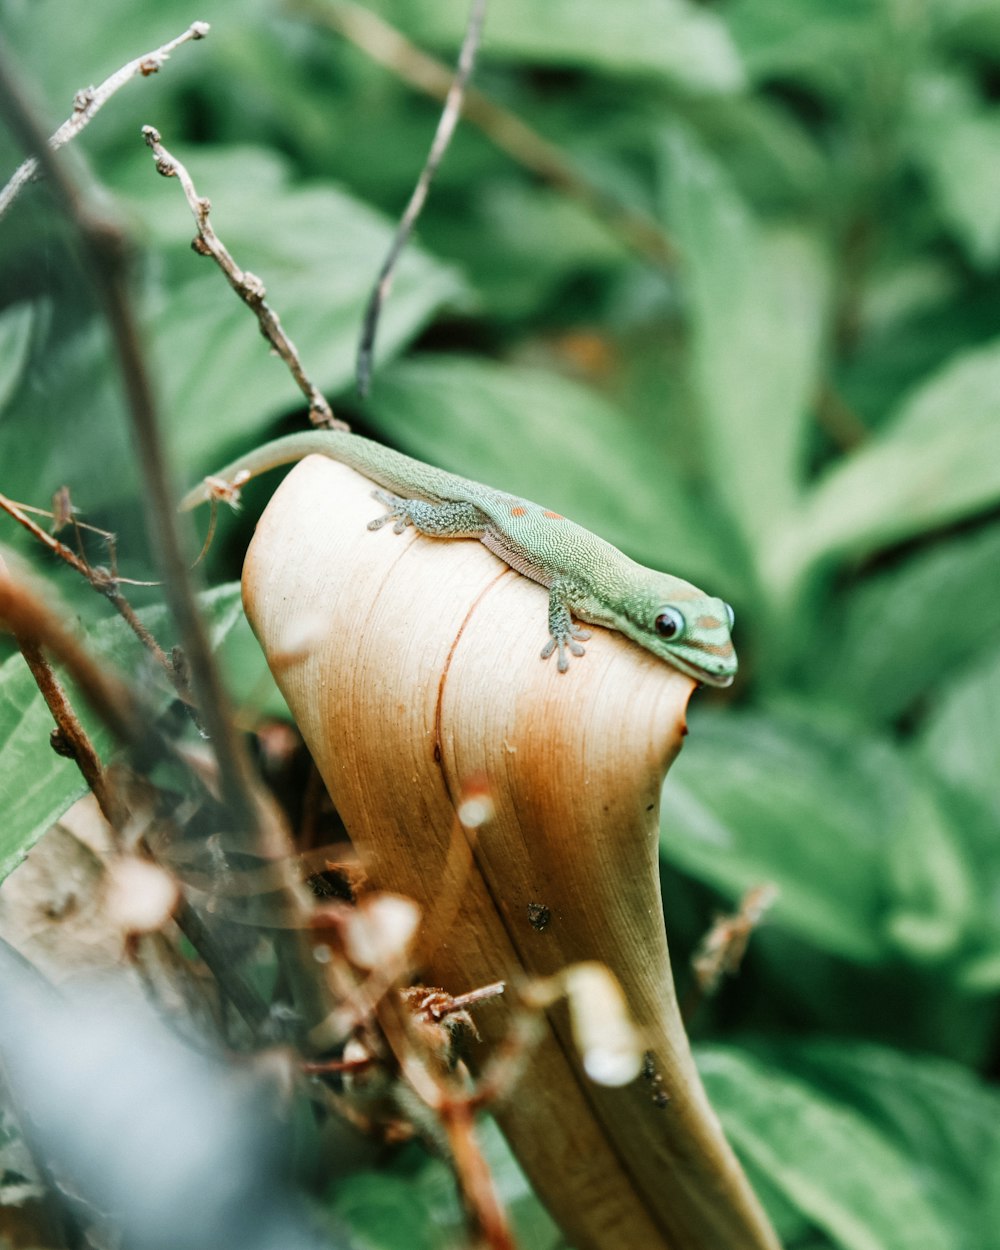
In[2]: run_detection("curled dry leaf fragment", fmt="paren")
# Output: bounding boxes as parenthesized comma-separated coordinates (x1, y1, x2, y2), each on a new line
(343, 893, 421, 972)
(104, 856, 179, 935)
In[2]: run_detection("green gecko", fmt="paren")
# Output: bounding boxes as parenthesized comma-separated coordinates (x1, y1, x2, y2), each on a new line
(183, 431, 737, 687)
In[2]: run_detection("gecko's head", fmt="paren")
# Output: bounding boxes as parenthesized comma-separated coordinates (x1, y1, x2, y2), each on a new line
(621, 575, 738, 688)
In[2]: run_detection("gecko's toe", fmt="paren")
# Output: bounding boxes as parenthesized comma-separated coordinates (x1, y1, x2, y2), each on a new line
(569, 640, 586, 658)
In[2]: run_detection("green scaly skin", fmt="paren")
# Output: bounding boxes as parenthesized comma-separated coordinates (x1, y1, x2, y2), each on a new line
(183, 431, 737, 687)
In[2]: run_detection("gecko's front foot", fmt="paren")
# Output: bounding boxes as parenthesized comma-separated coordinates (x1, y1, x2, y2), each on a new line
(541, 625, 592, 674)
(367, 489, 412, 534)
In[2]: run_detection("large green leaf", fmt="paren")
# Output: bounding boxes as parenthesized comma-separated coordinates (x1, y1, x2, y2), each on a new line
(0, 582, 244, 883)
(664, 702, 981, 967)
(712, 1041, 1000, 1250)
(784, 338, 1000, 582)
(698, 1045, 954, 1250)
(361, 353, 736, 592)
(726, 0, 885, 99)
(662, 706, 889, 963)
(806, 526, 1000, 724)
(375, 0, 745, 92)
(905, 72, 1000, 270)
(920, 647, 1000, 821)
(659, 125, 828, 568)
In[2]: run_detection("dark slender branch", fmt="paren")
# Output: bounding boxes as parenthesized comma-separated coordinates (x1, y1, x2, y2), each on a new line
(0, 21, 210, 222)
(141, 125, 347, 432)
(356, 0, 488, 397)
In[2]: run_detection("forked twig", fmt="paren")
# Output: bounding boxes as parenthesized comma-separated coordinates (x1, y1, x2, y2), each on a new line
(0, 489, 173, 676)
(0, 22, 210, 222)
(142, 125, 347, 432)
(356, 0, 488, 397)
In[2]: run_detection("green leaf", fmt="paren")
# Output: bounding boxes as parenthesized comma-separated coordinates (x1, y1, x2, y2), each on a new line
(0, 583, 244, 883)
(726, 0, 885, 100)
(722, 1041, 1000, 1250)
(659, 125, 828, 567)
(328, 1173, 439, 1250)
(698, 1045, 954, 1250)
(665, 702, 981, 968)
(786, 337, 1000, 579)
(377, 0, 745, 92)
(662, 706, 890, 963)
(806, 526, 1000, 724)
(881, 779, 975, 965)
(906, 72, 1000, 269)
(329, 1119, 559, 1250)
(920, 647, 1000, 822)
(0, 303, 35, 418)
(361, 353, 735, 591)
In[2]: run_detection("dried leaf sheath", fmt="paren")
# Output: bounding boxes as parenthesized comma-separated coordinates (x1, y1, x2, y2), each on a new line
(242, 456, 779, 1250)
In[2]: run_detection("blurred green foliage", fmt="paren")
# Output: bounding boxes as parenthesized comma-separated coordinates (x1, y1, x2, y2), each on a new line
(2, 0, 1000, 1246)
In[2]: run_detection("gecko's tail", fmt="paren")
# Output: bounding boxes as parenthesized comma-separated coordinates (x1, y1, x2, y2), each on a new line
(177, 431, 349, 512)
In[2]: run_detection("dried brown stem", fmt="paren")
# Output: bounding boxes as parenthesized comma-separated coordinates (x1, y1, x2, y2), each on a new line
(295, 0, 677, 273)
(15, 637, 121, 825)
(0, 21, 210, 222)
(690, 882, 779, 1000)
(141, 125, 346, 432)
(375, 991, 519, 1250)
(356, 0, 488, 396)
(0, 567, 143, 748)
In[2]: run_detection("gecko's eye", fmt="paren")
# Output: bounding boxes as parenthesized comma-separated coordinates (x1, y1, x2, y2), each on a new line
(724, 602, 735, 629)
(654, 608, 685, 640)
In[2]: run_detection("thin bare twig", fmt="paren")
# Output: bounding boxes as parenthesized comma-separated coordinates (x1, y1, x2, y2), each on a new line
(0, 21, 210, 222)
(294, 0, 677, 273)
(356, 0, 488, 397)
(0, 489, 174, 675)
(141, 125, 347, 432)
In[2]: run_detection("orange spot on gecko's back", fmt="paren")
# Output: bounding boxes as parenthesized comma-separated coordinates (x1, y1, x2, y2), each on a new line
(696, 615, 724, 630)
(511, 506, 527, 517)
(543, 510, 563, 520)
